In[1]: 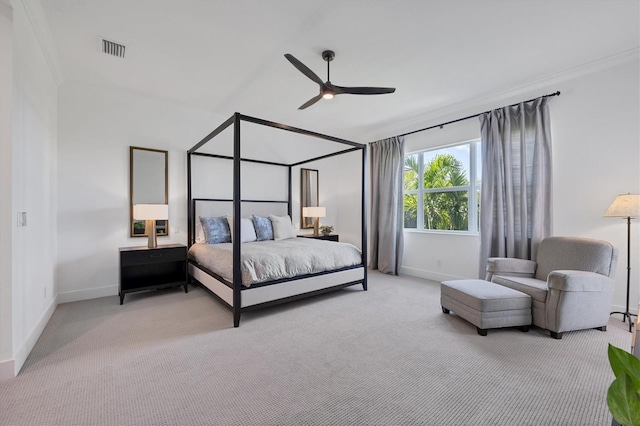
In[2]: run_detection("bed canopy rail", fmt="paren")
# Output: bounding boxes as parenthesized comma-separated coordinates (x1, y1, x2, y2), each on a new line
(187, 112, 367, 327)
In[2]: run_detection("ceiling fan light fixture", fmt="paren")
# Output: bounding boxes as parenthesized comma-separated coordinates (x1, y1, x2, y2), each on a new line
(322, 92, 334, 100)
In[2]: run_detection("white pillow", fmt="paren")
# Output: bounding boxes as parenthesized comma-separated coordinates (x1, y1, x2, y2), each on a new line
(269, 214, 295, 241)
(195, 219, 205, 243)
(227, 215, 258, 243)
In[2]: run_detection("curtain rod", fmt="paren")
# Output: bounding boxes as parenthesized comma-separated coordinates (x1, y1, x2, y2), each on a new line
(397, 91, 561, 138)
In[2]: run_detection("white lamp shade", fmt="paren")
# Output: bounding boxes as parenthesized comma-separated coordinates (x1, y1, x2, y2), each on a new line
(604, 194, 640, 218)
(302, 206, 326, 218)
(133, 204, 169, 220)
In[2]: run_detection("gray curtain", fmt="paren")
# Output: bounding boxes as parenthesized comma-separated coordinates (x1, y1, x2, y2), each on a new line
(370, 136, 405, 275)
(478, 97, 552, 277)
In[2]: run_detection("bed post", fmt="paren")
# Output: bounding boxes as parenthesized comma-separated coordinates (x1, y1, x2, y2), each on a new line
(187, 152, 193, 247)
(232, 113, 242, 327)
(287, 166, 292, 218)
(361, 144, 368, 291)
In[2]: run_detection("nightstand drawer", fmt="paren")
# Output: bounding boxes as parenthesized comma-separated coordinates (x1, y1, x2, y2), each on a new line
(120, 246, 186, 266)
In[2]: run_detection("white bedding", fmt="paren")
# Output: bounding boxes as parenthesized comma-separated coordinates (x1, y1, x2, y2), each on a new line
(188, 238, 362, 287)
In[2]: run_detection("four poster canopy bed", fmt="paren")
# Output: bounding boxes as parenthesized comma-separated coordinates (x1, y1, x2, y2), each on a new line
(187, 113, 367, 327)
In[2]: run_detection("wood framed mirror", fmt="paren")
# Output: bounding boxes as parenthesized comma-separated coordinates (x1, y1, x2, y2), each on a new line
(130, 146, 168, 237)
(300, 168, 319, 229)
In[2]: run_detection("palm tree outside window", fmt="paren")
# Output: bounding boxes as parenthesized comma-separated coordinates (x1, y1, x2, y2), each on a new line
(403, 140, 481, 232)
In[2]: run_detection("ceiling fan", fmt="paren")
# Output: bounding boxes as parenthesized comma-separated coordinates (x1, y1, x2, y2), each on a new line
(284, 50, 396, 110)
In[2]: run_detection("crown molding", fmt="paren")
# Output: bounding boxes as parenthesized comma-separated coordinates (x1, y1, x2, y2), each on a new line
(17, 0, 64, 86)
(366, 48, 640, 141)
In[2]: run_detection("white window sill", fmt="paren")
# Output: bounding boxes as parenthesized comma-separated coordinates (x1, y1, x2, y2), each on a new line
(403, 228, 479, 237)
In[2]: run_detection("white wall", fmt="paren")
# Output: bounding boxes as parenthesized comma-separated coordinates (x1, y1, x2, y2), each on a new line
(56, 82, 226, 301)
(191, 155, 288, 203)
(294, 150, 364, 248)
(0, 0, 15, 380)
(553, 59, 639, 314)
(333, 151, 365, 248)
(6, 0, 59, 376)
(390, 58, 640, 314)
(57, 83, 366, 300)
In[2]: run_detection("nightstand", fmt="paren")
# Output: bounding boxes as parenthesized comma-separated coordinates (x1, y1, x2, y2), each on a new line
(298, 234, 339, 242)
(119, 243, 188, 305)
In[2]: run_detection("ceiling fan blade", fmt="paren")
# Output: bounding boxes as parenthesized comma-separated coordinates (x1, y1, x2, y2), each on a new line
(333, 85, 396, 95)
(298, 93, 323, 110)
(284, 54, 324, 86)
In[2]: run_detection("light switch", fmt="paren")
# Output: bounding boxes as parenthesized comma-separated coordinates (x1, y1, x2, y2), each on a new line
(17, 211, 26, 227)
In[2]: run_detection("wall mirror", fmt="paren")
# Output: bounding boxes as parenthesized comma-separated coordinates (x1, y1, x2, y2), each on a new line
(130, 146, 168, 237)
(300, 168, 319, 229)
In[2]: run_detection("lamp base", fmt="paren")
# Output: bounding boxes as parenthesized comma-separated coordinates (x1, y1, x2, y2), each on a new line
(313, 217, 319, 236)
(146, 219, 157, 248)
(610, 311, 637, 333)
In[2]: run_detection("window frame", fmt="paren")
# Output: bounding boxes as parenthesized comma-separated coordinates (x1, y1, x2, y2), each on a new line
(403, 139, 480, 234)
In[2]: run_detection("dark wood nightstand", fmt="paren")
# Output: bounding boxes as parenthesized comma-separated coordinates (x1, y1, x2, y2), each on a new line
(119, 243, 188, 305)
(298, 234, 339, 242)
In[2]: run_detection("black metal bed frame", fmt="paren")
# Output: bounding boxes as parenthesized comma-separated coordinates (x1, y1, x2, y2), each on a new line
(187, 113, 368, 327)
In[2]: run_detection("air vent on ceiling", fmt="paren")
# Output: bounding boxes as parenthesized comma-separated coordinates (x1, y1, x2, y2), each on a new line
(99, 37, 126, 58)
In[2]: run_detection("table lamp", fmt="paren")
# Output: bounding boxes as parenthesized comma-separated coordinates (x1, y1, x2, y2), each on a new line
(133, 204, 169, 248)
(302, 206, 326, 236)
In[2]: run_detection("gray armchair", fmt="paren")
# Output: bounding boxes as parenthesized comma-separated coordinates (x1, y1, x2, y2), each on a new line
(486, 236, 618, 339)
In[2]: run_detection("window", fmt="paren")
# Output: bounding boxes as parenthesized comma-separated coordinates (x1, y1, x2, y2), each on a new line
(404, 140, 481, 232)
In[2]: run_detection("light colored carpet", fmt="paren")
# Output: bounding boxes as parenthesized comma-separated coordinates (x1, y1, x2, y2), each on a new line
(0, 271, 630, 425)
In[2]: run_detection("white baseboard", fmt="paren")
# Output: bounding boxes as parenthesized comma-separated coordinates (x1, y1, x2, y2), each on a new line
(0, 358, 15, 381)
(13, 296, 57, 375)
(57, 285, 117, 304)
(400, 266, 466, 283)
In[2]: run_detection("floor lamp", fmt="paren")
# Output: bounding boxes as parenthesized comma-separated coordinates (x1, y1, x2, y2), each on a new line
(605, 193, 640, 332)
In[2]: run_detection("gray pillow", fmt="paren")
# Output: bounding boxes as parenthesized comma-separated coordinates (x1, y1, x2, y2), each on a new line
(199, 216, 231, 244)
(252, 215, 273, 241)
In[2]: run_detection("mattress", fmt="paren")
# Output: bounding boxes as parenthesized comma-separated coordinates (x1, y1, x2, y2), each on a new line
(188, 237, 362, 287)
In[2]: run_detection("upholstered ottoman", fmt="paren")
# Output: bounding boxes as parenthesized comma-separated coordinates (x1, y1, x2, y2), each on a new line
(441, 279, 532, 336)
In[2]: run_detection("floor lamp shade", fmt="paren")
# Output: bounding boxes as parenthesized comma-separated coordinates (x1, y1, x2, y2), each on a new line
(302, 206, 326, 236)
(133, 204, 169, 248)
(604, 194, 640, 218)
(605, 194, 640, 332)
